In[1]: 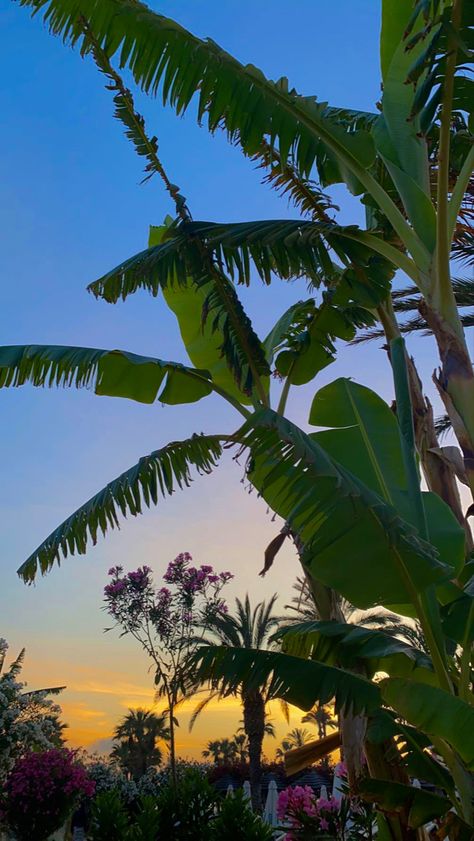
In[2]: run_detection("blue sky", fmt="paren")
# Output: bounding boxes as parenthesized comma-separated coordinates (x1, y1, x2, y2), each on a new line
(0, 1, 454, 754)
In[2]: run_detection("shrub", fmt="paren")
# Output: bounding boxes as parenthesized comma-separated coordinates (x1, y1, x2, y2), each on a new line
(2, 748, 94, 841)
(88, 789, 130, 841)
(211, 790, 274, 841)
(154, 769, 218, 839)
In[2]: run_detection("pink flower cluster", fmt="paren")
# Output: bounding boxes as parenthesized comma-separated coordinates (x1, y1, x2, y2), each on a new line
(6, 749, 95, 804)
(103, 553, 233, 645)
(2, 748, 95, 838)
(277, 785, 342, 838)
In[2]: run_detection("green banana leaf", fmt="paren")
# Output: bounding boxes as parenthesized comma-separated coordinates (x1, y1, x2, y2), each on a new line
(358, 778, 450, 829)
(276, 620, 436, 684)
(380, 677, 474, 769)
(191, 645, 380, 714)
(149, 222, 268, 404)
(309, 378, 465, 583)
(0, 344, 212, 405)
(245, 408, 452, 609)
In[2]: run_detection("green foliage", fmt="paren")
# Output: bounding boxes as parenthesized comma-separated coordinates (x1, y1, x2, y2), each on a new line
(245, 408, 451, 609)
(358, 778, 450, 830)
(308, 377, 465, 587)
(0, 344, 212, 405)
(148, 223, 266, 404)
(191, 645, 380, 715)
(17, 434, 222, 582)
(380, 677, 474, 769)
(89, 790, 130, 841)
(210, 790, 274, 841)
(153, 769, 218, 840)
(276, 620, 435, 683)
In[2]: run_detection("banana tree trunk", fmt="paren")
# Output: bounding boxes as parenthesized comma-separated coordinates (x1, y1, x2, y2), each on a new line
(243, 688, 265, 811)
(405, 352, 472, 550)
(420, 300, 474, 502)
(379, 299, 472, 548)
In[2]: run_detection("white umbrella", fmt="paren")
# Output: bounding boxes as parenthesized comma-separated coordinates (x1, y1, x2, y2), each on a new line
(263, 779, 279, 827)
(243, 780, 252, 806)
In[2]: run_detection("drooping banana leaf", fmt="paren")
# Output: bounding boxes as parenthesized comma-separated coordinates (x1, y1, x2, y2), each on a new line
(244, 408, 452, 609)
(149, 222, 268, 404)
(0, 344, 212, 405)
(276, 620, 436, 684)
(190, 645, 380, 715)
(380, 677, 474, 769)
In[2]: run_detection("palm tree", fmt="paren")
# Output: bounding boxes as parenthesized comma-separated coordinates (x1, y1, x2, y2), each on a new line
(111, 708, 170, 780)
(192, 595, 281, 810)
(202, 737, 239, 765)
(301, 705, 337, 740)
(232, 733, 248, 764)
(275, 728, 314, 761)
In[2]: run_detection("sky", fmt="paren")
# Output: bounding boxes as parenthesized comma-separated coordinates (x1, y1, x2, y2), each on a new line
(0, 1, 467, 760)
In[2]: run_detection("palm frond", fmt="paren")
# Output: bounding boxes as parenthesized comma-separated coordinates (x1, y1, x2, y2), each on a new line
(353, 276, 474, 344)
(0, 344, 213, 405)
(191, 646, 380, 716)
(17, 434, 223, 583)
(434, 414, 453, 439)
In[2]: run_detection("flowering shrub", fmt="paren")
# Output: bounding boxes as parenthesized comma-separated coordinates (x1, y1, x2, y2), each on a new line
(1, 748, 95, 841)
(0, 638, 64, 781)
(103, 553, 233, 777)
(277, 786, 343, 840)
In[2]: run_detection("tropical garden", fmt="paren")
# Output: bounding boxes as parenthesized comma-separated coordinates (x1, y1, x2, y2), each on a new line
(1, 0, 473, 838)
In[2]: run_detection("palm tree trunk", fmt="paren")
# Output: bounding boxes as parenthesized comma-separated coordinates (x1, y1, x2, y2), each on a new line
(243, 689, 265, 811)
(168, 700, 177, 786)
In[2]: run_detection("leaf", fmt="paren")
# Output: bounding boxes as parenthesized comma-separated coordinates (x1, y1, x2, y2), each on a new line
(277, 620, 435, 683)
(380, 677, 474, 769)
(358, 778, 450, 828)
(17, 434, 223, 582)
(148, 222, 269, 401)
(244, 408, 452, 609)
(190, 645, 380, 715)
(308, 378, 465, 579)
(428, 445, 469, 486)
(90, 219, 394, 297)
(0, 344, 213, 405)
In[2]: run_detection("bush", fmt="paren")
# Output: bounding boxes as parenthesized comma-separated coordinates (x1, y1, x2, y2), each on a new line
(154, 769, 218, 839)
(211, 791, 274, 841)
(2, 748, 94, 841)
(89, 789, 130, 841)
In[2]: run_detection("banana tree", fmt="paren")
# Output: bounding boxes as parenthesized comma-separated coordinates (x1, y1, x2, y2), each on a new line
(14, 0, 474, 510)
(3, 0, 474, 833)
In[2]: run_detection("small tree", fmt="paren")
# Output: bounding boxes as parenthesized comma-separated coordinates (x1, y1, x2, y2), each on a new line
(103, 554, 233, 782)
(0, 639, 65, 782)
(111, 708, 169, 780)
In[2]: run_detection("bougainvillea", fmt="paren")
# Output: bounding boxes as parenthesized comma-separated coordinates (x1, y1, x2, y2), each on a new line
(103, 553, 233, 779)
(0, 638, 64, 782)
(1, 748, 95, 841)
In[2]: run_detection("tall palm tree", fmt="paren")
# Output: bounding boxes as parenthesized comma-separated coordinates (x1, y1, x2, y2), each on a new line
(192, 594, 281, 810)
(232, 733, 249, 763)
(301, 705, 337, 740)
(111, 708, 170, 780)
(276, 728, 314, 759)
